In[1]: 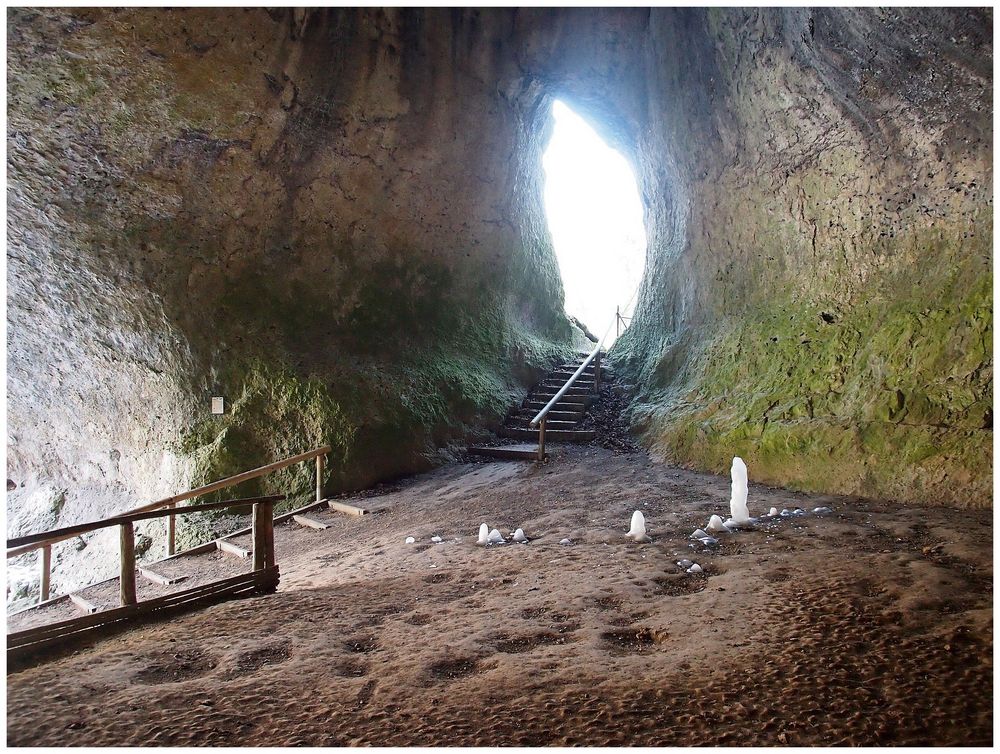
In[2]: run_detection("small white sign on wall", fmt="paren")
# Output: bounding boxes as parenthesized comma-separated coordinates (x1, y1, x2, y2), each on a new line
(211, 397, 225, 415)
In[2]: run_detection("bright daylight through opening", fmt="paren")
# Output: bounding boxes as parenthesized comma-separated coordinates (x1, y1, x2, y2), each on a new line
(542, 100, 647, 345)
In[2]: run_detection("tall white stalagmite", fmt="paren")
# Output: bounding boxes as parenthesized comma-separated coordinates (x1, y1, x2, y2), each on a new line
(730, 456, 751, 523)
(478, 523, 489, 545)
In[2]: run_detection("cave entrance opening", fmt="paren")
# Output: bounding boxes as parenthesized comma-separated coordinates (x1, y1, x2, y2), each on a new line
(542, 99, 647, 346)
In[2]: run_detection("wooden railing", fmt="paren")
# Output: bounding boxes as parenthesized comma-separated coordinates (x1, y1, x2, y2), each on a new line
(7, 495, 283, 660)
(6, 446, 331, 604)
(528, 345, 602, 462)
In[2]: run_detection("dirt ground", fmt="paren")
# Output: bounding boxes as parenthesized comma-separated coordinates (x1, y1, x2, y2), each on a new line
(5, 445, 993, 746)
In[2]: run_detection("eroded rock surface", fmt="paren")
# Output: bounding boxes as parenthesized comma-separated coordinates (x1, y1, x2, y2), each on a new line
(6, 7, 991, 602)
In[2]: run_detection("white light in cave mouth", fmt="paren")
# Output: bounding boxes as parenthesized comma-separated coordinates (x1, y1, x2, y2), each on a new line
(542, 99, 647, 345)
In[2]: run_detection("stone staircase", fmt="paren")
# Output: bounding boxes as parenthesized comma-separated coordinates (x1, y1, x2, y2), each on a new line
(468, 353, 602, 460)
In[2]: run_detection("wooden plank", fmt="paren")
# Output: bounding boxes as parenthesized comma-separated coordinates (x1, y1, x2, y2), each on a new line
(216, 539, 251, 560)
(138, 567, 186, 586)
(68, 593, 99, 614)
(468, 446, 546, 462)
(9, 569, 276, 647)
(327, 500, 368, 517)
(120, 522, 137, 607)
(293, 514, 329, 530)
(9, 569, 279, 657)
(7, 495, 285, 554)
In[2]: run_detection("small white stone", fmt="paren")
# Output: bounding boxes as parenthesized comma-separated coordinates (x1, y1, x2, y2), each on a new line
(768, 507, 779, 517)
(405, 536, 415, 544)
(706, 514, 727, 533)
(793, 508, 806, 516)
(690, 528, 709, 539)
(812, 506, 832, 514)
(687, 564, 703, 574)
(699, 536, 719, 546)
(677, 558, 693, 568)
(512, 528, 528, 543)
(559, 538, 572, 545)
(780, 509, 792, 517)
(431, 535, 443, 543)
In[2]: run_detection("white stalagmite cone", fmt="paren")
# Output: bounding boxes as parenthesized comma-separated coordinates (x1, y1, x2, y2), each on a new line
(478, 523, 489, 545)
(768, 507, 779, 517)
(730, 457, 751, 523)
(488, 528, 505, 544)
(687, 564, 703, 574)
(627, 510, 650, 542)
(405, 536, 415, 544)
(706, 514, 727, 533)
(513, 528, 528, 543)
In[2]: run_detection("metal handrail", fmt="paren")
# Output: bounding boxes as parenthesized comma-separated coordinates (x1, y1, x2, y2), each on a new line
(529, 344, 602, 428)
(527, 344, 602, 462)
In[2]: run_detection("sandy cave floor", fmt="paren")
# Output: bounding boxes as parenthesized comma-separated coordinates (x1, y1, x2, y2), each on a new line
(5, 445, 993, 746)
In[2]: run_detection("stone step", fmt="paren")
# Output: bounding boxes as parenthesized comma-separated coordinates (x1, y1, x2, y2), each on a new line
(499, 427, 596, 442)
(541, 378, 595, 388)
(507, 419, 577, 430)
(531, 388, 594, 399)
(468, 444, 545, 461)
(515, 409, 583, 422)
(524, 399, 589, 411)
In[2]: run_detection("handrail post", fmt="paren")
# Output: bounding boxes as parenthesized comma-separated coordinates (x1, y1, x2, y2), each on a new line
(253, 500, 276, 571)
(120, 522, 137, 607)
(167, 503, 176, 557)
(39, 544, 51, 603)
(595, 351, 602, 393)
(315, 454, 325, 503)
(537, 418, 546, 463)
(616, 306, 620, 339)
(263, 501, 275, 569)
(252, 502, 266, 571)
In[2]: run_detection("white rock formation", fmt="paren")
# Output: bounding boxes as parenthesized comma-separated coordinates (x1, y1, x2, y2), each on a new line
(627, 510, 651, 542)
(478, 523, 489, 545)
(512, 528, 528, 543)
(706, 514, 727, 533)
(405, 536, 415, 544)
(687, 563, 703, 574)
(431, 535, 443, 543)
(690, 528, 709, 539)
(730, 456, 751, 523)
(488, 528, 505, 544)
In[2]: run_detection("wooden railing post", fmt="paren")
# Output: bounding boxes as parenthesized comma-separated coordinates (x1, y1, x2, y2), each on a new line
(252, 502, 266, 571)
(166, 503, 176, 557)
(39, 544, 51, 603)
(119, 523, 137, 607)
(252, 500, 275, 571)
(537, 418, 547, 463)
(595, 351, 602, 393)
(315, 454, 325, 503)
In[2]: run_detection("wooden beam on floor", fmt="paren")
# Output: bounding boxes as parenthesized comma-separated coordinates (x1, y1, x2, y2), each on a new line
(216, 539, 251, 560)
(68, 593, 99, 614)
(292, 514, 329, 530)
(138, 567, 187, 586)
(326, 500, 368, 517)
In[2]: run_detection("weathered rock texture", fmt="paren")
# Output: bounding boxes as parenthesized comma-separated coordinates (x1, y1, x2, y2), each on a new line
(610, 8, 992, 508)
(6, 7, 992, 597)
(7, 7, 577, 595)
